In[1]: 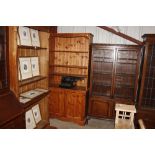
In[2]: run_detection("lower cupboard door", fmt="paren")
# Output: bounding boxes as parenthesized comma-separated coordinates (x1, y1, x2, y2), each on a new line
(90, 99, 112, 118)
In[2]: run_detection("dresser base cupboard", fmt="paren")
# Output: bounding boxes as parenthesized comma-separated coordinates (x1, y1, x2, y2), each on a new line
(49, 87, 87, 125)
(89, 97, 115, 118)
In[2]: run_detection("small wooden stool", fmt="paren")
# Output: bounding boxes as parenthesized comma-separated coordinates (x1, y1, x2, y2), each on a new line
(115, 103, 136, 129)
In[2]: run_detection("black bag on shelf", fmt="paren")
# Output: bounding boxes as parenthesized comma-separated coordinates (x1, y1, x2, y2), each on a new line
(59, 76, 82, 89)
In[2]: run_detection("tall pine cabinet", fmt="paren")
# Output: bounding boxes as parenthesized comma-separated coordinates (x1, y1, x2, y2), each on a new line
(49, 33, 93, 125)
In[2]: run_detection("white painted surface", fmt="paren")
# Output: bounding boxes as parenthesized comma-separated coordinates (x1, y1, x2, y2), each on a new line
(58, 26, 155, 44)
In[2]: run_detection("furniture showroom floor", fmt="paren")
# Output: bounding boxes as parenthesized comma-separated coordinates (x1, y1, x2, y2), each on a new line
(50, 118, 115, 129)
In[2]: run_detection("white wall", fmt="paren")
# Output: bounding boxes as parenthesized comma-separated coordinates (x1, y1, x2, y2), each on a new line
(58, 26, 155, 44)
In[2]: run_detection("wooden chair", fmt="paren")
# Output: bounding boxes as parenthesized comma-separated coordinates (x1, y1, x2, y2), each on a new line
(115, 103, 136, 129)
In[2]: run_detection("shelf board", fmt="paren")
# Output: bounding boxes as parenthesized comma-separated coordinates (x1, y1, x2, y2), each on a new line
(141, 104, 155, 110)
(50, 72, 88, 78)
(114, 95, 133, 99)
(50, 64, 88, 69)
(19, 76, 47, 87)
(93, 60, 113, 63)
(20, 90, 50, 110)
(50, 84, 87, 91)
(49, 50, 88, 53)
(115, 84, 134, 89)
(92, 92, 111, 97)
(93, 71, 112, 75)
(116, 73, 135, 77)
(93, 82, 111, 87)
(117, 58, 137, 61)
(116, 61, 137, 65)
(18, 45, 47, 50)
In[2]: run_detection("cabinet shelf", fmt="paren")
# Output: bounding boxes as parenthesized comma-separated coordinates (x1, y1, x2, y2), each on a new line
(92, 92, 111, 97)
(17, 45, 47, 50)
(20, 90, 50, 110)
(93, 81, 112, 87)
(115, 84, 134, 89)
(50, 64, 88, 69)
(116, 73, 135, 77)
(19, 76, 47, 87)
(50, 84, 86, 91)
(93, 71, 112, 75)
(50, 72, 88, 78)
(116, 61, 137, 65)
(49, 50, 89, 53)
(114, 94, 133, 99)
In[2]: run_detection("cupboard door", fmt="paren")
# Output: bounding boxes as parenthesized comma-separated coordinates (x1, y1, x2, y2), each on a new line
(65, 92, 85, 121)
(90, 99, 109, 117)
(114, 48, 139, 100)
(65, 92, 75, 119)
(89, 98, 114, 118)
(49, 89, 65, 117)
(74, 93, 85, 120)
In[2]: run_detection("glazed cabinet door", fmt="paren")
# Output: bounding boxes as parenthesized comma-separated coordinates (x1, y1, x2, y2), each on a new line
(49, 88, 65, 117)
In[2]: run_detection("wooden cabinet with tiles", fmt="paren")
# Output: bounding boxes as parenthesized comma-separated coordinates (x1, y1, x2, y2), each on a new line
(49, 33, 93, 125)
(89, 44, 141, 119)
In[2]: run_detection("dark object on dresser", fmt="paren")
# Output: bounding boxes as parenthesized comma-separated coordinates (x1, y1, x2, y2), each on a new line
(0, 91, 25, 129)
(59, 76, 83, 89)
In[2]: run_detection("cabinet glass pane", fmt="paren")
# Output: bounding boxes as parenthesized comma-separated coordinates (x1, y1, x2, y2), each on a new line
(141, 45, 155, 108)
(0, 27, 8, 90)
(92, 48, 114, 97)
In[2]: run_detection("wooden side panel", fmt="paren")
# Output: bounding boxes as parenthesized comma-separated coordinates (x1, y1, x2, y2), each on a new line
(39, 97, 49, 121)
(9, 26, 19, 97)
(38, 32, 50, 89)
